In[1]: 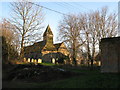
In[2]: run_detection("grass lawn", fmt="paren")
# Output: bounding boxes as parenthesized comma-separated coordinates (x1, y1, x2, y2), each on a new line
(3, 64, 120, 88)
(40, 62, 55, 66)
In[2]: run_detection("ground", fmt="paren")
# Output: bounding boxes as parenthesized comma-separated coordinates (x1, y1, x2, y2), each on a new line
(2, 63, 120, 88)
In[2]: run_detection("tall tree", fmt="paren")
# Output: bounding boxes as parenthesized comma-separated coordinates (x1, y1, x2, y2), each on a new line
(79, 7, 117, 66)
(58, 14, 85, 65)
(10, 2, 44, 60)
(58, 7, 117, 66)
(0, 19, 19, 64)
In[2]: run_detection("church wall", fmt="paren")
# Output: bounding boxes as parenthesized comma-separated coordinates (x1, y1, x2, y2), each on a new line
(58, 43, 69, 56)
(42, 52, 58, 63)
(42, 51, 58, 62)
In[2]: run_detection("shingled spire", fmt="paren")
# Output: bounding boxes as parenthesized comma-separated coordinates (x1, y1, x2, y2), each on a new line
(43, 25, 53, 43)
(43, 25, 53, 37)
(42, 25, 56, 51)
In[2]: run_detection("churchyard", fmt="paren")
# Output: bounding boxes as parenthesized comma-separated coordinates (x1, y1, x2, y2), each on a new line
(1, 1, 120, 89)
(2, 63, 119, 88)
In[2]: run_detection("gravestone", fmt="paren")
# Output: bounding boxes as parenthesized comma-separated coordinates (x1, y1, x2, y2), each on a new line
(52, 58, 55, 64)
(38, 59, 42, 63)
(100, 37, 120, 73)
(24, 58, 26, 62)
(28, 58, 30, 62)
(31, 59, 34, 63)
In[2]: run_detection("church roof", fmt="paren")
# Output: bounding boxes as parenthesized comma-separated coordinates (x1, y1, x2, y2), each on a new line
(24, 41, 64, 53)
(54, 43, 62, 50)
(43, 25, 53, 36)
(33, 41, 46, 50)
(24, 41, 46, 53)
(24, 25, 66, 53)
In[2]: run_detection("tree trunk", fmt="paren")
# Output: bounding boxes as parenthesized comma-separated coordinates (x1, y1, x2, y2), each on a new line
(72, 41, 77, 65)
(91, 59, 93, 67)
(91, 38, 95, 67)
(20, 37, 24, 61)
(86, 33, 91, 67)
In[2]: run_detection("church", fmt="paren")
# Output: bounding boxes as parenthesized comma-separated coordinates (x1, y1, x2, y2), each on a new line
(24, 25, 69, 63)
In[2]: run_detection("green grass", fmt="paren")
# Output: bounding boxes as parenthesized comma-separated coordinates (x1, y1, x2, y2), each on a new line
(19, 62, 55, 66)
(3, 65, 119, 88)
(40, 62, 55, 66)
(38, 74, 119, 88)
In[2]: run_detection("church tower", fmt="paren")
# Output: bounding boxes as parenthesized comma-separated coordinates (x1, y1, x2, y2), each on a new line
(42, 25, 56, 51)
(43, 25, 53, 44)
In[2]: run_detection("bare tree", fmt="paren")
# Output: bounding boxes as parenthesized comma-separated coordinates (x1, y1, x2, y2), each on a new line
(0, 19, 19, 63)
(58, 7, 117, 66)
(58, 14, 85, 65)
(79, 7, 117, 66)
(10, 2, 44, 60)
